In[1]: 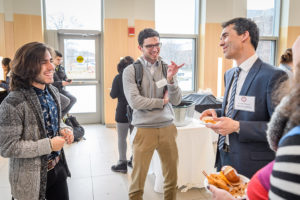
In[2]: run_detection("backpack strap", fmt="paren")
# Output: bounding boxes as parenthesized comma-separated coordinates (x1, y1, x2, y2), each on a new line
(161, 60, 168, 93)
(161, 60, 168, 78)
(279, 125, 300, 146)
(133, 59, 168, 93)
(133, 60, 143, 92)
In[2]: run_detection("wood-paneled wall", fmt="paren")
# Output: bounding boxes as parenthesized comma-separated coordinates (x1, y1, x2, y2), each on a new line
(0, 14, 15, 59)
(286, 26, 300, 47)
(278, 26, 300, 64)
(13, 14, 43, 52)
(4, 21, 15, 58)
(199, 23, 232, 96)
(104, 19, 129, 126)
(0, 13, 42, 59)
(0, 14, 6, 57)
(132, 20, 155, 59)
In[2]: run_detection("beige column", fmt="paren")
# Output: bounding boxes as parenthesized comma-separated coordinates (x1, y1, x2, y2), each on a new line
(278, 0, 300, 64)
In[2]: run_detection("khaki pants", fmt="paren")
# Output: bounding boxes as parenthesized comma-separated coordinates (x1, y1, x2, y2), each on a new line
(129, 124, 178, 200)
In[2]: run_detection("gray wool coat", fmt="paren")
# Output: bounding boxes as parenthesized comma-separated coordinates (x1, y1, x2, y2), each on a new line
(0, 85, 71, 200)
(267, 96, 294, 151)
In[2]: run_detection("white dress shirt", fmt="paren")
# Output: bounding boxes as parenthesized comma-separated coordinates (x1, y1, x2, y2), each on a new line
(225, 54, 258, 144)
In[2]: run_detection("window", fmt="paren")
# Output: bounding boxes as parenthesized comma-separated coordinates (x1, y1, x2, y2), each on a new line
(159, 38, 195, 91)
(155, 0, 199, 92)
(247, 0, 280, 65)
(43, 0, 103, 122)
(63, 38, 96, 79)
(44, 0, 101, 30)
(155, 0, 197, 34)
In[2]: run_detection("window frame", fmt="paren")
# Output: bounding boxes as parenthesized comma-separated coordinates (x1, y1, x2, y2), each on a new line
(42, 0, 105, 124)
(247, 0, 281, 65)
(159, 34, 198, 94)
(155, 0, 200, 93)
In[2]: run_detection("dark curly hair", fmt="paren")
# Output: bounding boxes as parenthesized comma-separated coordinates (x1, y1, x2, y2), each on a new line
(10, 42, 54, 91)
(222, 17, 259, 50)
(1, 57, 11, 72)
(280, 48, 293, 64)
(138, 28, 160, 46)
(118, 56, 134, 73)
(273, 62, 300, 131)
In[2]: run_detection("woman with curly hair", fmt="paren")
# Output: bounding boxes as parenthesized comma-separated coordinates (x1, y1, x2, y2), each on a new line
(278, 48, 293, 77)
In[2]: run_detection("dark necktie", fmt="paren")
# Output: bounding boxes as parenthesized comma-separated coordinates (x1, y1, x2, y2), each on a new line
(218, 67, 241, 151)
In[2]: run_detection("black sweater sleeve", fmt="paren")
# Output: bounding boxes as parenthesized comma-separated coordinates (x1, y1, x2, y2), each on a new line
(110, 75, 120, 99)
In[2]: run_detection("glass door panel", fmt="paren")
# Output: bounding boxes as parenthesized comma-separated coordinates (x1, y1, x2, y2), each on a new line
(59, 32, 102, 124)
(66, 85, 96, 113)
(64, 39, 96, 79)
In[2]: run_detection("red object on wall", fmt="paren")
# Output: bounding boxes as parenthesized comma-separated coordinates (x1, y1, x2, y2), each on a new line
(128, 27, 135, 37)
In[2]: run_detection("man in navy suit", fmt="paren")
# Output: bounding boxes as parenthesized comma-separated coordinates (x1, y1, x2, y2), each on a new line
(200, 18, 287, 178)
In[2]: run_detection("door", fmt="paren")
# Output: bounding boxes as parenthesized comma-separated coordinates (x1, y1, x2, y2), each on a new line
(58, 30, 102, 124)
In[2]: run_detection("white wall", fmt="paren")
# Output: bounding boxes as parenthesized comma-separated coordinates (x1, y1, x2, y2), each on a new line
(289, 0, 300, 26)
(1, 0, 42, 21)
(133, 0, 154, 21)
(12, 0, 42, 15)
(0, 0, 4, 13)
(205, 0, 247, 23)
(3, 0, 13, 21)
(104, 0, 154, 26)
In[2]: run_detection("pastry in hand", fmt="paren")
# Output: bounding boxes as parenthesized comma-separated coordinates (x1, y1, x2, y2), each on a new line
(202, 116, 217, 124)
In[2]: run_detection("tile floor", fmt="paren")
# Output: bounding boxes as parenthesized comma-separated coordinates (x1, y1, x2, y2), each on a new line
(0, 124, 212, 200)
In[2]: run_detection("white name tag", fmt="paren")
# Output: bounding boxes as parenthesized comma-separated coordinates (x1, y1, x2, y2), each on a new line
(234, 96, 255, 112)
(156, 78, 168, 88)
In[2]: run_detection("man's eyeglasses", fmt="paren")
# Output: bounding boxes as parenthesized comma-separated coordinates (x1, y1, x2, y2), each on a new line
(144, 43, 162, 49)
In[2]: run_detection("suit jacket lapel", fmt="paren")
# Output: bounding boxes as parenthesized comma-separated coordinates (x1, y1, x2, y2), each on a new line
(222, 70, 235, 116)
(232, 58, 262, 119)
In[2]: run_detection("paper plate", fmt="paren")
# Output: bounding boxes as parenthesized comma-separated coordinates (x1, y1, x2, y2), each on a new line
(204, 174, 249, 200)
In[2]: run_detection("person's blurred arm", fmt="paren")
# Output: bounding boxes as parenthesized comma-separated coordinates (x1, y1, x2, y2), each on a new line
(52, 72, 63, 90)
(208, 185, 236, 200)
(110, 75, 119, 99)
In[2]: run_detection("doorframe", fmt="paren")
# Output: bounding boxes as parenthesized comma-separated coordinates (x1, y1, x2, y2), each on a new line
(57, 30, 103, 124)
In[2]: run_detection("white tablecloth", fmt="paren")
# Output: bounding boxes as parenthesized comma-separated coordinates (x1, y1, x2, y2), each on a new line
(148, 119, 217, 193)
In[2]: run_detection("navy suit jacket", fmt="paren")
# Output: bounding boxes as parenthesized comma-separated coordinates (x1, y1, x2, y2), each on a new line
(215, 58, 287, 178)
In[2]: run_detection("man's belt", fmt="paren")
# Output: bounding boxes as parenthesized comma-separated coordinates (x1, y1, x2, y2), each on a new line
(47, 156, 60, 171)
(223, 144, 230, 152)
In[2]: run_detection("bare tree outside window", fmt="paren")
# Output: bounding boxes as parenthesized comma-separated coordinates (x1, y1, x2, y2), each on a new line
(155, 0, 198, 92)
(45, 0, 101, 30)
(247, 0, 279, 65)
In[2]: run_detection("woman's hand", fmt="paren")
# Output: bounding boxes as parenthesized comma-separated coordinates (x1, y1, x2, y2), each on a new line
(208, 185, 236, 200)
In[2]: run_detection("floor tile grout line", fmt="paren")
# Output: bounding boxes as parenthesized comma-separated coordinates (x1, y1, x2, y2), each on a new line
(89, 148, 95, 200)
